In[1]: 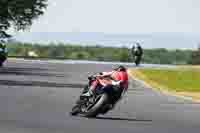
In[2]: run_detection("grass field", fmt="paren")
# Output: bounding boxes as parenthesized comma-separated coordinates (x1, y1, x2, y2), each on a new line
(129, 68, 200, 92)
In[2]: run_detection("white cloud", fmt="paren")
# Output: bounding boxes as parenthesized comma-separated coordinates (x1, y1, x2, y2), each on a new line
(28, 0, 200, 33)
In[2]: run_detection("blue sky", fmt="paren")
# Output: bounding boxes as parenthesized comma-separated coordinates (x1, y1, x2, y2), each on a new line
(10, 0, 200, 49)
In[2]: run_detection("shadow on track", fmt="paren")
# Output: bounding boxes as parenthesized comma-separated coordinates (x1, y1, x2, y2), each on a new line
(90, 116, 152, 122)
(0, 80, 85, 88)
(0, 67, 65, 77)
(0, 67, 48, 71)
(0, 71, 66, 77)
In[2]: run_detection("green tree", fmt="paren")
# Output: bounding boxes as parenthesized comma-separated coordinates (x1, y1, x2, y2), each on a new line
(0, 0, 48, 38)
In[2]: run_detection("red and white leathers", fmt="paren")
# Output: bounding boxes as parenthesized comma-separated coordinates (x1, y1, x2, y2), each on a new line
(90, 70, 129, 92)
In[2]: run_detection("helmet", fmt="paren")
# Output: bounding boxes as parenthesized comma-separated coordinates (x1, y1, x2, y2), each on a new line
(113, 65, 126, 71)
(136, 42, 141, 48)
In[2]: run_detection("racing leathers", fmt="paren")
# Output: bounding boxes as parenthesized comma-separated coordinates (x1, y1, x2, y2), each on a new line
(82, 69, 128, 98)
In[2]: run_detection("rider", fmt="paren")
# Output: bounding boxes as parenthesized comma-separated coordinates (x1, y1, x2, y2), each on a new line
(81, 65, 129, 99)
(134, 43, 143, 66)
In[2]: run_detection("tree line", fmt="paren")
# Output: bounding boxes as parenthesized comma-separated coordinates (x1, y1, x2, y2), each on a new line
(6, 42, 200, 65)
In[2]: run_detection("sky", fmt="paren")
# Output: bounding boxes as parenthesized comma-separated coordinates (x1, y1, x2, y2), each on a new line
(11, 0, 200, 49)
(27, 0, 200, 33)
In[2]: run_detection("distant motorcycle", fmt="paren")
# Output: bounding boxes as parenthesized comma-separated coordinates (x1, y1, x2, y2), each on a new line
(70, 74, 126, 117)
(131, 43, 143, 66)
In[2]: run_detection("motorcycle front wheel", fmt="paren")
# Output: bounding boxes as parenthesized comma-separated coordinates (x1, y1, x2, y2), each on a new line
(70, 105, 81, 116)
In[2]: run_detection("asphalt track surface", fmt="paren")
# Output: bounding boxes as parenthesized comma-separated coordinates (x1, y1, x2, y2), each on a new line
(0, 59, 200, 133)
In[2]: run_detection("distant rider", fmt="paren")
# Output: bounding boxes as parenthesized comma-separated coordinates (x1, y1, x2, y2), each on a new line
(134, 43, 143, 66)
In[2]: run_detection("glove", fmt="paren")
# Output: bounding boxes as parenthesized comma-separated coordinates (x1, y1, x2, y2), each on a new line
(111, 80, 121, 86)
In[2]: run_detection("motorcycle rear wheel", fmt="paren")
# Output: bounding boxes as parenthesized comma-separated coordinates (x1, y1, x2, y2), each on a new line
(84, 93, 109, 118)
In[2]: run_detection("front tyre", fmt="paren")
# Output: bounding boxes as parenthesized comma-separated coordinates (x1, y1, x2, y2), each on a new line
(70, 105, 81, 116)
(135, 56, 142, 66)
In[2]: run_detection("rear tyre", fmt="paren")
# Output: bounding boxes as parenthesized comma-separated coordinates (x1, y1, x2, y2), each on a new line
(100, 104, 112, 114)
(85, 93, 109, 118)
(135, 60, 140, 66)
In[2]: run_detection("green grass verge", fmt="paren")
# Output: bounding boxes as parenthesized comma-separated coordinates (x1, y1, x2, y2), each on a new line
(136, 68, 200, 92)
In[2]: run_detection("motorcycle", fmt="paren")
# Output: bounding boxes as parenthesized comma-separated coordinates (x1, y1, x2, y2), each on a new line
(70, 74, 126, 117)
(130, 44, 143, 66)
